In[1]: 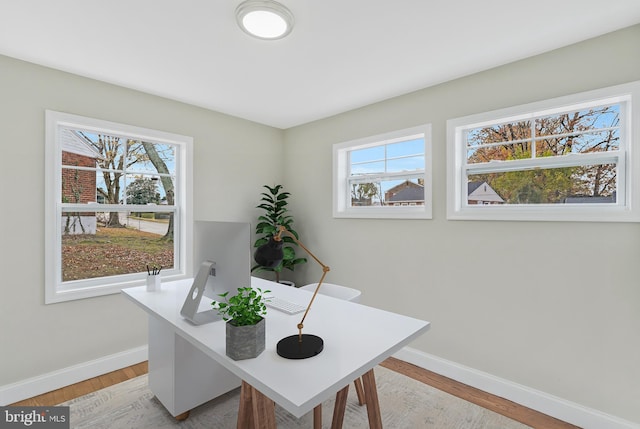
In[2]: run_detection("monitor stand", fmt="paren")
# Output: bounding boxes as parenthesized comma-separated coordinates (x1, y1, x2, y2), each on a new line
(180, 260, 223, 325)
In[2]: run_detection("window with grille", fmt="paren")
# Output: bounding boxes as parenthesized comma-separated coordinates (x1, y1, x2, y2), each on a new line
(333, 125, 432, 219)
(447, 82, 640, 222)
(45, 111, 193, 303)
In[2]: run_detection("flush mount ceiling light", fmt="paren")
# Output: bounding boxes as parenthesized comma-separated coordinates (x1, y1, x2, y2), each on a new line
(236, 0, 294, 40)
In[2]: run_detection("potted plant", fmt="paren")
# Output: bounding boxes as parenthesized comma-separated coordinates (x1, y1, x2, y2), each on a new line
(253, 184, 307, 285)
(212, 287, 270, 360)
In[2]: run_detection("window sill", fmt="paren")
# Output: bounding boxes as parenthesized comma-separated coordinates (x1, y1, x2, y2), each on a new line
(45, 272, 188, 304)
(447, 204, 640, 222)
(334, 206, 432, 220)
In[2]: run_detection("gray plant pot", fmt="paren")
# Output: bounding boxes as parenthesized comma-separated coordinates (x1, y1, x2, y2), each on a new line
(225, 317, 266, 360)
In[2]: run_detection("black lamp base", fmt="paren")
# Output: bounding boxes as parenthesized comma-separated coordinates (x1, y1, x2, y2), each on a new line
(276, 334, 324, 359)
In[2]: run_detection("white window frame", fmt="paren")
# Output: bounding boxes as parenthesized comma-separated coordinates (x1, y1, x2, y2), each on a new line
(45, 111, 193, 303)
(447, 81, 640, 222)
(333, 125, 432, 219)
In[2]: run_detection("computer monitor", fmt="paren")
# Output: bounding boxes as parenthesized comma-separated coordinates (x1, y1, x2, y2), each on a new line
(180, 221, 251, 325)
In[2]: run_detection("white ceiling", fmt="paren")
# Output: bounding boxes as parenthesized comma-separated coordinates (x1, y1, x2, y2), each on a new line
(1, 1, 640, 129)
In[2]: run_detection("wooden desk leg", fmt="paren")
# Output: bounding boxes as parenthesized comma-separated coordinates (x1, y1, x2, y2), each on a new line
(237, 382, 255, 429)
(174, 410, 190, 421)
(362, 369, 383, 429)
(237, 381, 277, 429)
(314, 405, 322, 429)
(251, 385, 276, 429)
(354, 378, 366, 406)
(330, 385, 350, 429)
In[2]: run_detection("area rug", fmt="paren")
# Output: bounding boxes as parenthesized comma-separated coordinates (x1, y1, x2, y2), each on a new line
(61, 366, 530, 428)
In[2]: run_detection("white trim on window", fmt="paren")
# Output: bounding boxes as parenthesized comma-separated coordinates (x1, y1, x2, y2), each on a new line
(333, 125, 432, 219)
(447, 81, 640, 222)
(45, 111, 193, 303)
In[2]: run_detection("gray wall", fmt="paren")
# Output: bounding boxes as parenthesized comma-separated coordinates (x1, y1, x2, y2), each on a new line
(0, 54, 283, 385)
(283, 25, 640, 423)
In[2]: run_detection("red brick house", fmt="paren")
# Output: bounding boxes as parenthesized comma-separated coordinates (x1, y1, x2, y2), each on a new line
(384, 180, 425, 206)
(61, 129, 102, 234)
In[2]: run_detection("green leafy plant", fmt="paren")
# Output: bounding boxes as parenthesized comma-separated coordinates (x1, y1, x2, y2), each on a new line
(211, 287, 270, 326)
(253, 184, 307, 282)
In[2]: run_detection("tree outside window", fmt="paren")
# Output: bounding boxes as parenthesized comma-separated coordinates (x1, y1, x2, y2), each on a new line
(46, 111, 193, 303)
(447, 81, 640, 222)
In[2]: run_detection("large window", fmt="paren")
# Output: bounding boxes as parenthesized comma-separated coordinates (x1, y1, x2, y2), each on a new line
(333, 125, 431, 219)
(45, 111, 193, 303)
(447, 81, 640, 222)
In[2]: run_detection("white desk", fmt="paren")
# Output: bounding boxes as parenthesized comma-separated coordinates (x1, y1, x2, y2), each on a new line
(122, 277, 430, 427)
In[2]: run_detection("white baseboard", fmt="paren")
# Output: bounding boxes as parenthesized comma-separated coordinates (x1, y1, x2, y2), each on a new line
(393, 347, 639, 429)
(0, 346, 148, 406)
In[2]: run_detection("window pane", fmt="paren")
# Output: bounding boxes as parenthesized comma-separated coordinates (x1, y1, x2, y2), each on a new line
(466, 121, 532, 163)
(96, 172, 125, 204)
(61, 210, 174, 281)
(61, 167, 98, 204)
(351, 160, 385, 175)
(350, 178, 424, 206)
(535, 129, 619, 157)
(80, 132, 126, 167)
(60, 129, 178, 207)
(535, 105, 619, 137)
(351, 146, 384, 163)
(352, 138, 425, 174)
(61, 129, 103, 166)
(467, 142, 532, 164)
(468, 163, 617, 205)
(125, 174, 174, 205)
(387, 155, 424, 172)
(467, 121, 531, 147)
(383, 178, 425, 206)
(127, 141, 177, 175)
(387, 138, 423, 158)
(350, 182, 382, 206)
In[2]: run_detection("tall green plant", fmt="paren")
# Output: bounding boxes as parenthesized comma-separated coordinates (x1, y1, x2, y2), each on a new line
(253, 185, 307, 282)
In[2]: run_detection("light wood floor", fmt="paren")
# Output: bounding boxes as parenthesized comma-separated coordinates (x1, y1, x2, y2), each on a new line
(12, 358, 579, 428)
(11, 361, 149, 407)
(379, 358, 579, 429)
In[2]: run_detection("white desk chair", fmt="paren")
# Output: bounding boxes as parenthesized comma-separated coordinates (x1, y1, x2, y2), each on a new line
(300, 282, 362, 303)
(300, 282, 365, 406)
